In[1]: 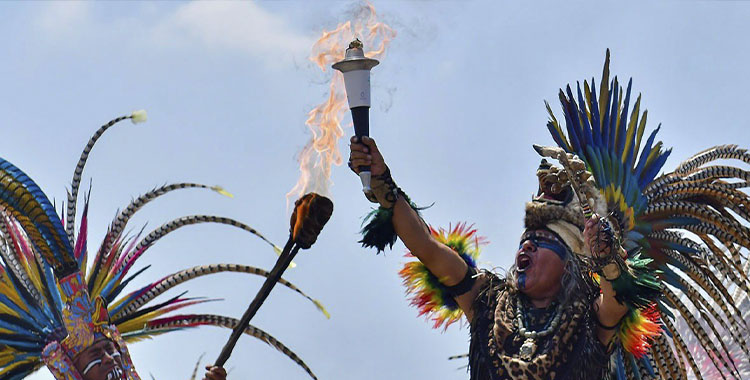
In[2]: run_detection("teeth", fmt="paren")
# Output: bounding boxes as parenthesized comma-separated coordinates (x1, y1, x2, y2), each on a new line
(107, 368, 124, 380)
(517, 255, 532, 272)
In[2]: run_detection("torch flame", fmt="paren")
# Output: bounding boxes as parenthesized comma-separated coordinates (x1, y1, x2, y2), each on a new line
(287, 3, 396, 204)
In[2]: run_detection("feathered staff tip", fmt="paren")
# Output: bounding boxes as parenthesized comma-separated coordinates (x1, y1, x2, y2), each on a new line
(130, 110, 147, 124)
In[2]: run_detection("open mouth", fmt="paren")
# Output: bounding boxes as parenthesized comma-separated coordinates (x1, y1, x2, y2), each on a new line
(516, 253, 533, 272)
(106, 367, 124, 380)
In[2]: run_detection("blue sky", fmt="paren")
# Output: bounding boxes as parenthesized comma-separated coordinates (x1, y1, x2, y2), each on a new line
(2, 1, 748, 379)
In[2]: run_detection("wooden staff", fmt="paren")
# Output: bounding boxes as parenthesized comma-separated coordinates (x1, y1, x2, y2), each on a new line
(214, 193, 333, 367)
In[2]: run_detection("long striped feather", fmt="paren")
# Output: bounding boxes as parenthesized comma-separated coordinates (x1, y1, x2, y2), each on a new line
(110, 263, 328, 320)
(66, 114, 139, 246)
(97, 183, 232, 268)
(143, 314, 319, 380)
(115, 215, 281, 276)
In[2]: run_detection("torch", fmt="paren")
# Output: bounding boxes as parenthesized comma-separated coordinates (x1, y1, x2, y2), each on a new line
(333, 38, 379, 193)
(214, 193, 333, 367)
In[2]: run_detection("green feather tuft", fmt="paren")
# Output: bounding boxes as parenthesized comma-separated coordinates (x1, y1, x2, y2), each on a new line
(359, 195, 425, 253)
(610, 251, 662, 309)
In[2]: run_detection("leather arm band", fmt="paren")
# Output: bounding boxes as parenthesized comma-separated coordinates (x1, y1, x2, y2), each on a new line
(445, 266, 478, 298)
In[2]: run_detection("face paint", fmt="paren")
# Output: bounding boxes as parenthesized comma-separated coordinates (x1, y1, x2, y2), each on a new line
(520, 230, 569, 260)
(518, 273, 526, 289)
(82, 359, 102, 375)
(536, 240, 567, 260)
(77, 340, 125, 379)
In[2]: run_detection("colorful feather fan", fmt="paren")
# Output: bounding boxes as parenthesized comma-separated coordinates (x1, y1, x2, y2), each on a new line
(0, 113, 327, 379)
(544, 50, 750, 379)
(399, 223, 486, 330)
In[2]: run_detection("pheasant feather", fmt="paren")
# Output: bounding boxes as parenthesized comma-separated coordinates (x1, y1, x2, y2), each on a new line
(541, 50, 750, 378)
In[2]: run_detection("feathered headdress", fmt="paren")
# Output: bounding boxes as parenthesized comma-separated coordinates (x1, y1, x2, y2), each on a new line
(539, 50, 750, 380)
(0, 112, 327, 380)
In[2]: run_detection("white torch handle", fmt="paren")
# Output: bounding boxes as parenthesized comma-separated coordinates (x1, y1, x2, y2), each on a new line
(343, 70, 372, 108)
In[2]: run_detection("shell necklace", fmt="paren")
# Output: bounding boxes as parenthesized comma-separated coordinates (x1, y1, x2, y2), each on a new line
(514, 297, 563, 360)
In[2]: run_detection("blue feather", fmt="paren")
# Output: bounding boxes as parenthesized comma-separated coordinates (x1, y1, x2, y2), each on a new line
(0, 266, 51, 327)
(588, 79, 602, 144)
(0, 160, 73, 263)
(640, 356, 656, 376)
(106, 265, 151, 304)
(0, 337, 45, 351)
(546, 121, 567, 149)
(628, 354, 643, 380)
(601, 83, 612, 148)
(575, 83, 595, 150)
(99, 272, 125, 301)
(608, 77, 620, 148)
(615, 350, 627, 380)
(601, 149, 614, 188)
(560, 92, 581, 152)
(43, 262, 63, 318)
(659, 266, 688, 289)
(0, 317, 36, 336)
(640, 148, 671, 189)
(634, 125, 661, 180)
(585, 145, 604, 184)
(616, 78, 633, 156)
(565, 86, 589, 150)
(626, 230, 645, 241)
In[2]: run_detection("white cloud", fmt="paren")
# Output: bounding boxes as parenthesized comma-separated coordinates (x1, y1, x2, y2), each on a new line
(33, 1, 92, 38)
(156, 1, 314, 64)
(30, 1, 313, 68)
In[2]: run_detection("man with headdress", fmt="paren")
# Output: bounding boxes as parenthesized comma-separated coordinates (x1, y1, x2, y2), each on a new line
(348, 51, 750, 379)
(0, 112, 325, 380)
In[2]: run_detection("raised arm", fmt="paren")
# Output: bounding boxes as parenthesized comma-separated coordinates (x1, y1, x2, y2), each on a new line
(349, 136, 484, 319)
(583, 215, 629, 345)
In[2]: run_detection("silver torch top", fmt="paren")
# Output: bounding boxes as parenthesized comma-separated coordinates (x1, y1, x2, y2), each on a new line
(332, 39, 379, 73)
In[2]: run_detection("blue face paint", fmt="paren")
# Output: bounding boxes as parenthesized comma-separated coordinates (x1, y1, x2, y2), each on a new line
(536, 240, 568, 260)
(519, 230, 569, 261)
(518, 273, 526, 289)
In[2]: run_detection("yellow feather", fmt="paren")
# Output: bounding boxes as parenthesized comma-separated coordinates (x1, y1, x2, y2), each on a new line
(0, 356, 39, 375)
(19, 250, 45, 296)
(108, 291, 133, 312)
(210, 186, 234, 198)
(582, 81, 592, 122)
(645, 142, 663, 168)
(598, 50, 611, 132)
(614, 85, 623, 149)
(621, 94, 642, 164)
(584, 80, 593, 117)
(117, 310, 166, 334)
(631, 110, 648, 167)
(545, 100, 571, 151)
(312, 299, 331, 319)
(91, 271, 119, 298)
(0, 297, 21, 315)
(0, 288, 26, 314)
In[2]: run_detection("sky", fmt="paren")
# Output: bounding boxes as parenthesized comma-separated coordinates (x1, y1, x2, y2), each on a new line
(1, 1, 749, 379)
